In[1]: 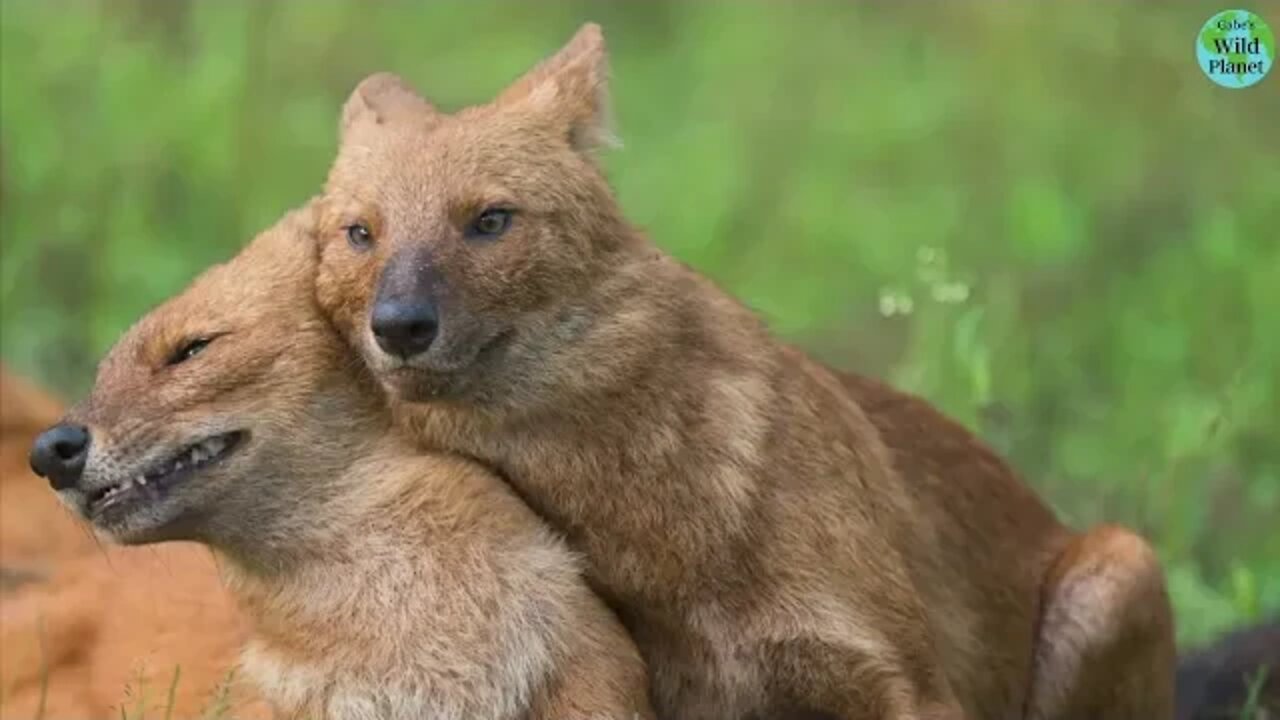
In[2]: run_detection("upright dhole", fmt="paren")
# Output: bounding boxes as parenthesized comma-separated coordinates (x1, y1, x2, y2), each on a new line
(28, 206, 654, 720)
(313, 23, 1174, 720)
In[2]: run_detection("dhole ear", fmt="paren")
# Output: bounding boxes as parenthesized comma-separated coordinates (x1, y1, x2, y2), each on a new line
(341, 72, 438, 139)
(496, 23, 617, 153)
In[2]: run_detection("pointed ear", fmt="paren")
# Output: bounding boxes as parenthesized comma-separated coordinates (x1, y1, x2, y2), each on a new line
(496, 23, 616, 153)
(341, 72, 438, 139)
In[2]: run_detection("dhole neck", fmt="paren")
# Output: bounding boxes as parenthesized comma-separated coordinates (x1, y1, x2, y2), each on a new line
(213, 438, 404, 579)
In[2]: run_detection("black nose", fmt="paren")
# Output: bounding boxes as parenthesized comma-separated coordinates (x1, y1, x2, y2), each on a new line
(29, 422, 91, 490)
(371, 299, 438, 359)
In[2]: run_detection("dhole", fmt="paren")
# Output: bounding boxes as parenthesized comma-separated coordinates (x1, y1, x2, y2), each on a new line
(314, 23, 1175, 719)
(2, 367, 265, 719)
(29, 206, 654, 720)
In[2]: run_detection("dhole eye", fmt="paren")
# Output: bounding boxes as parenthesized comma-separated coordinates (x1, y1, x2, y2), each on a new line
(345, 222, 374, 251)
(167, 337, 214, 367)
(466, 208, 513, 239)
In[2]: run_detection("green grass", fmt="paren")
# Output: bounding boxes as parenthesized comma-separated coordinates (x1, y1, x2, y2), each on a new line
(2, 0, 1278, 649)
(1239, 665, 1272, 720)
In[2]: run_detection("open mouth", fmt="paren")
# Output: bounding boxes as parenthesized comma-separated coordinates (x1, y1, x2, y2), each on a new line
(89, 431, 245, 515)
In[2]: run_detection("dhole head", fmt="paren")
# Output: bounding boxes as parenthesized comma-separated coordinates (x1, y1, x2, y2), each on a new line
(30, 207, 380, 549)
(315, 23, 631, 405)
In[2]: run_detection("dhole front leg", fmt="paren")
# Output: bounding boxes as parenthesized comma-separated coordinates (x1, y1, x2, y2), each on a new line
(766, 637, 967, 720)
(1025, 524, 1175, 720)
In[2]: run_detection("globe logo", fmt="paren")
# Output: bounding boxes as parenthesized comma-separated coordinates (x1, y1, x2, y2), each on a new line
(1197, 10, 1274, 88)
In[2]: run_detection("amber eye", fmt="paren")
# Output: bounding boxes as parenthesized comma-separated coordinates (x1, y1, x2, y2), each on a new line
(466, 208, 513, 239)
(346, 223, 374, 251)
(167, 337, 213, 367)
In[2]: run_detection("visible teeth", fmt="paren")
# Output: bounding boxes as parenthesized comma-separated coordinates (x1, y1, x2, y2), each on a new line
(95, 435, 234, 507)
(104, 478, 135, 499)
(185, 436, 227, 466)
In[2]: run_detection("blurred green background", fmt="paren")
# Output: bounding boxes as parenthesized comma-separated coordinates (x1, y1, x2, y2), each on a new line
(1, 1, 1277, 647)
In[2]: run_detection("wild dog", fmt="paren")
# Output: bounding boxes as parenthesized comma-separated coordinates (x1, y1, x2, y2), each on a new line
(313, 25, 1174, 719)
(2, 367, 265, 719)
(29, 206, 654, 720)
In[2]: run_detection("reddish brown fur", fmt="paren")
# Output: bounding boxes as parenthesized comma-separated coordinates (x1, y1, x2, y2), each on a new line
(314, 23, 1175, 719)
(1, 545, 270, 720)
(54, 206, 653, 720)
(1, 368, 266, 719)
(1, 367, 93, 573)
(839, 373, 1175, 719)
